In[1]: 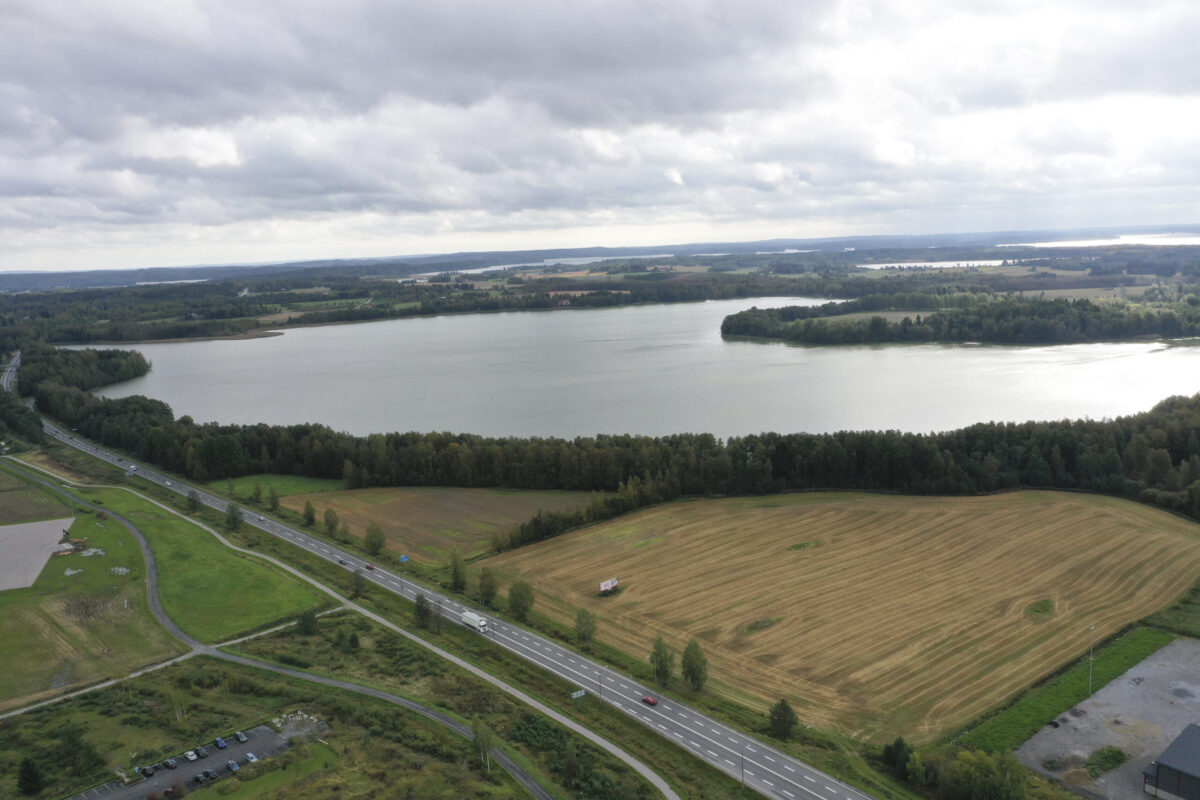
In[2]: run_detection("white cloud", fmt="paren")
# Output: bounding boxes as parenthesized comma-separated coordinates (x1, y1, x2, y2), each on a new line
(1, 0, 1199, 270)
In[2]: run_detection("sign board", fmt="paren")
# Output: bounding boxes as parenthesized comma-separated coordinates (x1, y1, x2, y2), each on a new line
(600, 577, 619, 594)
(400, 555, 409, 563)
(571, 689, 587, 700)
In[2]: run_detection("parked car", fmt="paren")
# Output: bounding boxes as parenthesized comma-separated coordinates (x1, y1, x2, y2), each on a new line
(245, 753, 258, 763)
(234, 731, 248, 743)
(139, 764, 156, 777)
(192, 774, 205, 785)
(164, 788, 176, 797)
(226, 760, 239, 773)
(163, 757, 178, 769)
(195, 746, 209, 758)
(203, 768, 219, 781)
(214, 736, 227, 749)
(641, 696, 658, 706)
(184, 751, 197, 762)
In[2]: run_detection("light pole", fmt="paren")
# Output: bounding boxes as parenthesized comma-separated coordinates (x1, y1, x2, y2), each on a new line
(1089, 624, 1096, 694)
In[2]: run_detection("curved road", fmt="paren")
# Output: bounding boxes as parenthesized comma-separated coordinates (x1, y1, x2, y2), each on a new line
(2, 461, 556, 800)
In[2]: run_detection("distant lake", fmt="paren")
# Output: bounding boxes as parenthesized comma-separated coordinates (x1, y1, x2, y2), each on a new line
(91, 298, 1200, 438)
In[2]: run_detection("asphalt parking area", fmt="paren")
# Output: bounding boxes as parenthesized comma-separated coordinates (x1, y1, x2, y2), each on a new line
(65, 724, 289, 800)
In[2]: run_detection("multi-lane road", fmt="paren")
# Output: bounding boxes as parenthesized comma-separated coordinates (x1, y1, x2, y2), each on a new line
(34, 409, 877, 800)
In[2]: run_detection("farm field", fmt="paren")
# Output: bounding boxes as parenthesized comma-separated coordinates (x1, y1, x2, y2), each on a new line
(0, 467, 72, 525)
(281, 486, 602, 562)
(483, 491, 1200, 743)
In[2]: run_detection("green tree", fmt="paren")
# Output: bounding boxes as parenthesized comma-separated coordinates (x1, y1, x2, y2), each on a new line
(508, 581, 534, 621)
(297, 609, 318, 635)
(267, 487, 280, 512)
(449, 546, 466, 591)
(17, 757, 42, 795)
(649, 636, 674, 685)
(939, 750, 1025, 800)
(251, 481, 262, 504)
(364, 522, 385, 555)
(681, 638, 708, 691)
(186, 489, 201, 513)
(768, 698, 797, 739)
(224, 502, 242, 531)
(415, 593, 432, 629)
(479, 567, 497, 608)
(324, 508, 339, 537)
(350, 569, 366, 599)
(575, 608, 597, 647)
(338, 522, 351, 543)
(883, 736, 913, 778)
(303, 500, 315, 527)
(906, 751, 927, 786)
(472, 718, 496, 775)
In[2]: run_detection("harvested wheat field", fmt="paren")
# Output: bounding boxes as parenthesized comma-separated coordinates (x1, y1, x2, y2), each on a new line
(483, 491, 1200, 743)
(282, 486, 602, 562)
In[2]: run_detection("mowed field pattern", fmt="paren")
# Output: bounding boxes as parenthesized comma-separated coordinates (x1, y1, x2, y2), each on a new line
(282, 486, 602, 561)
(484, 491, 1200, 742)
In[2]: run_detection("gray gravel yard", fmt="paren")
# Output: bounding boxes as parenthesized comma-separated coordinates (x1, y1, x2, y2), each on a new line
(0, 517, 73, 590)
(65, 725, 289, 800)
(1017, 638, 1200, 800)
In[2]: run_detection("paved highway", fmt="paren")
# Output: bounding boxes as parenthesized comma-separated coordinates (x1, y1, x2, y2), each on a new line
(37, 414, 877, 800)
(0, 349, 17, 392)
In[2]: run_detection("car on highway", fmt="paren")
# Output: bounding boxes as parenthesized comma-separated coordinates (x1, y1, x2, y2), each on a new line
(235, 731, 248, 743)
(366, 564, 375, 570)
(245, 753, 258, 763)
(165, 480, 172, 487)
(641, 696, 658, 706)
(337, 558, 347, 565)
(214, 736, 227, 749)
(184, 750, 197, 761)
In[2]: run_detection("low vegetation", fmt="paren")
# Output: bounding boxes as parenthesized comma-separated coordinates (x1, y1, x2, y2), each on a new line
(74, 487, 328, 643)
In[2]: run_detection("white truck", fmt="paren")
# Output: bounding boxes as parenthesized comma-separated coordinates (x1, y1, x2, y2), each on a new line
(461, 611, 489, 633)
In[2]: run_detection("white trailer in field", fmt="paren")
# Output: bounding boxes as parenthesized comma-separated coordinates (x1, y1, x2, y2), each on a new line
(461, 611, 489, 633)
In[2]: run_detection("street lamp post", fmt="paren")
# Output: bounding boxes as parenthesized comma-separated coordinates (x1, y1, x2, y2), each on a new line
(1089, 624, 1096, 694)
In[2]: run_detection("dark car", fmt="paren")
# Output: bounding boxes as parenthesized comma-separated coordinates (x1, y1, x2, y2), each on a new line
(641, 696, 658, 706)
(214, 737, 227, 749)
(337, 558, 347, 565)
(140, 764, 156, 777)
(163, 757, 178, 769)
(195, 746, 209, 758)
(234, 731, 248, 743)
(192, 775, 205, 785)
(226, 760, 240, 773)
(203, 768, 219, 781)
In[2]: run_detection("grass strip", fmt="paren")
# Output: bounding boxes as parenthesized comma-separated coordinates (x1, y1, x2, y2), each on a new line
(958, 627, 1174, 752)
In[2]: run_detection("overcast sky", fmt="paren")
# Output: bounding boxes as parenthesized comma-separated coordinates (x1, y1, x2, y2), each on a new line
(3, 0, 1199, 271)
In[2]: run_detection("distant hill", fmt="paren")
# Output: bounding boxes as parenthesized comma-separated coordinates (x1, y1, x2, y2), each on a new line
(3, 223, 1198, 292)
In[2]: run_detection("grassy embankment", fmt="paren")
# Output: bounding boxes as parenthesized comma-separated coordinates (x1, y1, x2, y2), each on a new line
(0, 466, 184, 712)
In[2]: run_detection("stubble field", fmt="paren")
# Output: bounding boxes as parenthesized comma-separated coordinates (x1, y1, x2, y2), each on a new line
(483, 491, 1200, 743)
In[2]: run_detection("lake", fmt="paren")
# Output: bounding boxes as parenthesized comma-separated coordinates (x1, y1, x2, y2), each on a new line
(92, 298, 1200, 438)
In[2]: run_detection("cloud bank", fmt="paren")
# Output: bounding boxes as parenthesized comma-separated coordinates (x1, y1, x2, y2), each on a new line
(3, 0, 1199, 269)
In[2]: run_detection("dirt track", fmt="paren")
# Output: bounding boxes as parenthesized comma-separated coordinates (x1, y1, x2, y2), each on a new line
(0, 517, 74, 590)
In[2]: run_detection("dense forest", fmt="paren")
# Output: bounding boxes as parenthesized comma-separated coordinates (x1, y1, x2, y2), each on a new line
(723, 297, 1200, 345)
(21, 343, 1200, 551)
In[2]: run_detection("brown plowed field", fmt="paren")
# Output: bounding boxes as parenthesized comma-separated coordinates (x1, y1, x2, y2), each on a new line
(282, 486, 602, 562)
(483, 491, 1200, 743)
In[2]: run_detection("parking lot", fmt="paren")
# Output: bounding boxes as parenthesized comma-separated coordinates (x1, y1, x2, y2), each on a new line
(66, 724, 289, 800)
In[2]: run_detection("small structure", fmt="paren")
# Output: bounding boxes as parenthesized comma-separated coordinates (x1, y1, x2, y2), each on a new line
(1145, 723, 1200, 799)
(599, 577, 619, 596)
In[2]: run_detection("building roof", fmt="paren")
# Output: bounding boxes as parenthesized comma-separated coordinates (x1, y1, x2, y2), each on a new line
(1158, 724, 1200, 778)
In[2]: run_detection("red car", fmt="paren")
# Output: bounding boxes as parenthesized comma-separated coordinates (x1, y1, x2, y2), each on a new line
(641, 696, 657, 706)
(365, 564, 375, 570)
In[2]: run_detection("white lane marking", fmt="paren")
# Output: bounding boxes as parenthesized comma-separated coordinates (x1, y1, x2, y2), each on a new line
(725, 759, 735, 766)
(785, 765, 795, 772)
(805, 776, 815, 782)
(764, 755, 776, 762)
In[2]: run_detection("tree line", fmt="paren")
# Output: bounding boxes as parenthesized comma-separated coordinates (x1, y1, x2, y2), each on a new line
(23, 346, 1200, 534)
(723, 297, 1200, 345)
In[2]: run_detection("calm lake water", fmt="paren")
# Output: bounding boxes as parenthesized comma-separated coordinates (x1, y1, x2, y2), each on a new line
(92, 298, 1200, 438)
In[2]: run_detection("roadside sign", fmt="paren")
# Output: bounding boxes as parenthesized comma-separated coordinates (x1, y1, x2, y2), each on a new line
(400, 555, 409, 563)
(571, 689, 586, 700)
